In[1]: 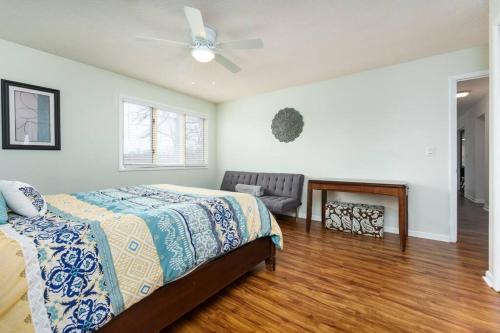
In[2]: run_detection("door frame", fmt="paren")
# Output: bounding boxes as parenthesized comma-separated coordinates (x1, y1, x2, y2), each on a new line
(458, 128, 465, 194)
(484, 21, 500, 291)
(448, 70, 489, 243)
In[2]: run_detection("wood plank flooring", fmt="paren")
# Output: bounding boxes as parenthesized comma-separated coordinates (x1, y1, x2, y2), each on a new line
(167, 197, 498, 332)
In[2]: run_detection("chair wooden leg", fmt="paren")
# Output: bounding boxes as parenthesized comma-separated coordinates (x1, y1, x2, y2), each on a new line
(295, 208, 299, 222)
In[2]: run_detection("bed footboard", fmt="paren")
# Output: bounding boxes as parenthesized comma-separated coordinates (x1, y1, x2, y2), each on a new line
(99, 237, 276, 333)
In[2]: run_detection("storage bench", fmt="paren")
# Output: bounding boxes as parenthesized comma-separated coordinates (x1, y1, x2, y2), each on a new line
(325, 201, 384, 238)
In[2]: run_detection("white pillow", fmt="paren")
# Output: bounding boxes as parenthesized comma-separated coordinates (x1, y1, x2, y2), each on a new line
(0, 181, 47, 217)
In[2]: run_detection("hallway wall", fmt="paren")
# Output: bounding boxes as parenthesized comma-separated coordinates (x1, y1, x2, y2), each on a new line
(458, 92, 489, 208)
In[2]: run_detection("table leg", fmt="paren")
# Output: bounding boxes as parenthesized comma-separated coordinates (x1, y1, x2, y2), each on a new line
(398, 190, 408, 251)
(405, 192, 409, 238)
(306, 185, 313, 232)
(321, 190, 327, 226)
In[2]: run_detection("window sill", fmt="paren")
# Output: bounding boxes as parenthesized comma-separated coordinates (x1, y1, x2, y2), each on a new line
(119, 165, 209, 172)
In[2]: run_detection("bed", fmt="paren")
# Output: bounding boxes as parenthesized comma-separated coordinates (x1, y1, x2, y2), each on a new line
(0, 184, 282, 333)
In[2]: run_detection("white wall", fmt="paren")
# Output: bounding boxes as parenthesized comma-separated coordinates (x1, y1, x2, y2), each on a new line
(0, 39, 217, 194)
(458, 93, 489, 207)
(486, 0, 500, 289)
(217, 47, 488, 240)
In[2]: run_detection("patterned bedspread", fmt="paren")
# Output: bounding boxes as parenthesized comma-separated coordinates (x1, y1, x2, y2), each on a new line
(0, 184, 282, 333)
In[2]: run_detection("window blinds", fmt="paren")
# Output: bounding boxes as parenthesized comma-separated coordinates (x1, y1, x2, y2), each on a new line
(123, 102, 153, 165)
(185, 115, 206, 166)
(156, 110, 183, 166)
(122, 100, 207, 168)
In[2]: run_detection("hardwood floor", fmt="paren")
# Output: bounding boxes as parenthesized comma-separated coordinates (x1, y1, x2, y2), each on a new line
(167, 199, 498, 332)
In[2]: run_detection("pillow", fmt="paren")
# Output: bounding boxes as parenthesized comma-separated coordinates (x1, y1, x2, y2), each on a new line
(235, 184, 265, 197)
(0, 193, 8, 224)
(0, 181, 47, 218)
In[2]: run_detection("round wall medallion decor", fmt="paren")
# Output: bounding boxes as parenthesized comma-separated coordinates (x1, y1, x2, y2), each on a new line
(271, 108, 304, 143)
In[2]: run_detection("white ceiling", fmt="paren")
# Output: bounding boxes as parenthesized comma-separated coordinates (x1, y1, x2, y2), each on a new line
(457, 77, 489, 117)
(0, 0, 488, 103)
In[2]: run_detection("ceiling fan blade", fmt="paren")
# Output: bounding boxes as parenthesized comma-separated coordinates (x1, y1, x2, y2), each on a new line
(184, 6, 206, 39)
(135, 36, 188, 47)
(219, 38, 264, 50)
(215, 54, 241, 73)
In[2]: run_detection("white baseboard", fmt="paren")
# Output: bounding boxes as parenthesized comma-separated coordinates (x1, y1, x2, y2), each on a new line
(296, 214, 450, 242)
(464, 193, 485, 204)
(483, 270, 499, 291)
(384, 227, 450, 242)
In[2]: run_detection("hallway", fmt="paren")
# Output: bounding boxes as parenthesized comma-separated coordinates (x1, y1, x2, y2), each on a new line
(457, 194, 489, 267)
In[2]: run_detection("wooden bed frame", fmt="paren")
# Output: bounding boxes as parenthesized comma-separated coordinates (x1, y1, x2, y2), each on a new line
(98, 237, 276, 333)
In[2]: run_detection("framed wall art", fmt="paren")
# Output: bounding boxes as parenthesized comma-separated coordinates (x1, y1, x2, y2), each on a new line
(1, 79, 60, 150)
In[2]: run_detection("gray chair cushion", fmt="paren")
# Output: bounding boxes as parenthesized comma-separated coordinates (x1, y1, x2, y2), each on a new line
(260, 196, 301, 213)
(256, 173, 304, 202)
(220, 170, 305, 214)
(220, 171, 258, 192)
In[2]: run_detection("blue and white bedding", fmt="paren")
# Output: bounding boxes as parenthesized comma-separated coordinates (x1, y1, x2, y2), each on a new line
(0, 184, 282, 333)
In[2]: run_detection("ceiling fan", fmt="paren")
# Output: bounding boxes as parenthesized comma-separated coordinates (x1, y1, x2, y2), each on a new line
(136, 6, 264, 73)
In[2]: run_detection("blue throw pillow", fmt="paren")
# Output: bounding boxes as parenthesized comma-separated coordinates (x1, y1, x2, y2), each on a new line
(0, 193, 8, 224)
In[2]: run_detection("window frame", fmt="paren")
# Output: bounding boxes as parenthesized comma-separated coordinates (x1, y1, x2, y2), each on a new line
(119, 95, 208, 171)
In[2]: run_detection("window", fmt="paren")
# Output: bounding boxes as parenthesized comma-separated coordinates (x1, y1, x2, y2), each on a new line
(120, 97, 207, 170)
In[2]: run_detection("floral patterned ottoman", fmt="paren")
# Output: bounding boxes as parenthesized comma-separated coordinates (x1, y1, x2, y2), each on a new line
(325, 201, 384, 238)
(325, 201, 354, 232)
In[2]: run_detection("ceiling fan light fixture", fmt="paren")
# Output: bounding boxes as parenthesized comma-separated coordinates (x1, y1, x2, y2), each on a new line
(191, 47, 214, 63)
(457, 90, 471, 98)
(136, 7, 261, 73)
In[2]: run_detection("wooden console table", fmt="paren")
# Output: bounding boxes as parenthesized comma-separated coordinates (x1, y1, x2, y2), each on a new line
(306, 179, 409, 251)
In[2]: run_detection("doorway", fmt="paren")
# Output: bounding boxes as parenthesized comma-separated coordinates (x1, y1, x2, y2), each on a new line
(455, 76, 489, 243)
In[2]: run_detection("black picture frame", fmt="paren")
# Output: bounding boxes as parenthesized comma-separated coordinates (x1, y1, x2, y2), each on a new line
(1, 79, 60, 150)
